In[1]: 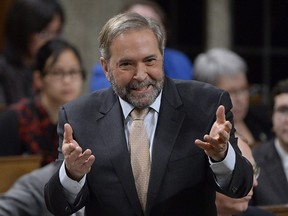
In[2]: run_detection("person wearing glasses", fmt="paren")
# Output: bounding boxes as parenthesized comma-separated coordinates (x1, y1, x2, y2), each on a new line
(194, 48, 272, 148)
(251, 78, 288, 206)
(0, 0, 65, 112)
(0, 39, 86, 166)
(216, 137, 275, 216)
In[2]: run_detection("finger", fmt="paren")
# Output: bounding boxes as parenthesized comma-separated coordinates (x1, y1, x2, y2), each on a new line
(70, 151, 95, 174)
(224, 121, 232, 133)
(202, 134, 228, 151)
(195, 139, 214, 151)
(62, 142, 77, 155)
(79, 154, 95, 171)
(75, 149, 93, 164)
(69, 146, 83, 161)
(217, 130, 229, 144)
(64, 123, 73, 143)
(76, 155, 95, 175)
(216, 105, 226, 124)
(195, 137, 227, 154)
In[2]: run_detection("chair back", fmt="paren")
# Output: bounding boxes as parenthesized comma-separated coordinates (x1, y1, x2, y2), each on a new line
(259, 204, 288, 216)
(0, 155, 42, 193)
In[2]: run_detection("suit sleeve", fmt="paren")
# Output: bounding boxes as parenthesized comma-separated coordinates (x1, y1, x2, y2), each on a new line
(214, 91, 254, 198)
(44, 107, 89, 216)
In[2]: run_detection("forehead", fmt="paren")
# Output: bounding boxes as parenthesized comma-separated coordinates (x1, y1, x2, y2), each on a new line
(47, 49, 79, 68)
(274, 93, 288, 107)
(110, 28, 159, 57)
(217, 73, 247, 90)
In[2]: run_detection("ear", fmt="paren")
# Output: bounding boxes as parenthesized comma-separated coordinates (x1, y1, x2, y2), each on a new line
(33, 70, 43, 91)
(100, 57, 111, 82)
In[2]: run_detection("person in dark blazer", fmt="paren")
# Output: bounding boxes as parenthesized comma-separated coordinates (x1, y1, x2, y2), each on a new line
(0, 161, 84, 216)
(216, 138, 275, 216)
(251, 78, 288, 206)
(44, 12, 253, 216)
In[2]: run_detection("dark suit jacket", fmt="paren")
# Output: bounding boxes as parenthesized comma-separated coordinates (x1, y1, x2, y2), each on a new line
(45, 77, 253, 216)
(251, 139, 288, 205)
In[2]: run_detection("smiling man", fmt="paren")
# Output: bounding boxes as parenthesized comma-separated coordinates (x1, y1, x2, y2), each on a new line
(44, 12, 253, 216)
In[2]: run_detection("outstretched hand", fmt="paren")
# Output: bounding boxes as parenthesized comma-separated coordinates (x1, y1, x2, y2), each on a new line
(62, 123, 95, 181)
(195, 105, 232, 161)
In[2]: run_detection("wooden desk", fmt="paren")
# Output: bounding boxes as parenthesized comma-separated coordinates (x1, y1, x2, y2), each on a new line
(258, 204, 288, 216)
(0, 155, 42, 193)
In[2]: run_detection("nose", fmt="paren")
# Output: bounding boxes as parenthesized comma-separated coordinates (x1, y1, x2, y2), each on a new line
(134, 63, 147, 81)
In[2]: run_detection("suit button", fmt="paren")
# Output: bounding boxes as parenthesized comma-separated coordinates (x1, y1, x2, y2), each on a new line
(231, 186, 238, 194)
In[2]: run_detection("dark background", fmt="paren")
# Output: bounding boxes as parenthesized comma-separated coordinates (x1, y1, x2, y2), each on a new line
(156, 0, 288, 97)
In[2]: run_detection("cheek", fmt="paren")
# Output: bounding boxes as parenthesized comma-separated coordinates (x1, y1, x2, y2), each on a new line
(111, 70, 134, 86)
(149, 62, 164, 79)
(74, 81, 84, 96)
(272, 116, 282, 131)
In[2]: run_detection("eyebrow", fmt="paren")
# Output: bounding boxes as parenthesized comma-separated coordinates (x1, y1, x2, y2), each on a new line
(118, 54, 158, 63)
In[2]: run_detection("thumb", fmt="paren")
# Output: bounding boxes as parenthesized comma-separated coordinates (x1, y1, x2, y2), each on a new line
(216, 105, 226, 124)
(64, 123, 73, 143)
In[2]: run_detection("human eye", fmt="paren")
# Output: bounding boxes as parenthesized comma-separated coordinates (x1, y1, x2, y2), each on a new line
(145, 57, 157, 66)
(119, 61, 133, 70)
(70, 69, 81, 76)
(50, 69, 63, 77)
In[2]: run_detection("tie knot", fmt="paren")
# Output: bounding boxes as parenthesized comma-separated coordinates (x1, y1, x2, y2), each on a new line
(131, 108, 149, 120)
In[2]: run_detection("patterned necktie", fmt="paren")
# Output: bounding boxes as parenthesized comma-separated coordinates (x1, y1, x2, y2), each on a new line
(129, 108, 150, 211)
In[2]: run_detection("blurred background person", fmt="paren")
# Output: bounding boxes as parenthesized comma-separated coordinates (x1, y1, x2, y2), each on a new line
(0, 0, 65, 112)
(0, 160, 84, 216)
(251, 78, 288, 206)
(0, 39, 86, 166)
(194, 48, 272, 147)
(89, 0, 193, 91)
(216, 137, 275, 216)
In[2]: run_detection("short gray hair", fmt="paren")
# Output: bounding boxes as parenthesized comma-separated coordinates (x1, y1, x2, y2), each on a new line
(98, 12, 165, 60)
(194, 48, 247, 86)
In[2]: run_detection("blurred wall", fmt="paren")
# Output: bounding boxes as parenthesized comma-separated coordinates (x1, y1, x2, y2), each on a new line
(61, 0, 129, 92)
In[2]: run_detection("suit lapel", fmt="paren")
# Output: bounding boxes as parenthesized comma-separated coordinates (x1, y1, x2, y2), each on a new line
(97, 89, 143, 216)
(266, 143, 288, 200)
(146, 78, 185, 214)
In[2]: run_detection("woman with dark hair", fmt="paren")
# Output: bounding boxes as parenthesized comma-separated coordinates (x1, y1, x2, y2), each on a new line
(0, 39, 85, 166)
(0, 0, 65, 111)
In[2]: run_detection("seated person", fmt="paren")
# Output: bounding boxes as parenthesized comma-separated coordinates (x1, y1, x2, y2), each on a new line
(194, 48, 272, 147)
(216, 137, 275, 216)
(0, 161, 84, 216)
(90, 0, 193, 91)
(251, 78, 288, 205)
(0, 0, 65, 111)
(0, 39, 86, 166)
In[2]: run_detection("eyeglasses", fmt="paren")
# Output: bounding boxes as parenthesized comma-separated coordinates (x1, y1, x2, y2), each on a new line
(229, 88, 249, 98)
(253, 165, 261, 180)
(45, 69, 83, 81)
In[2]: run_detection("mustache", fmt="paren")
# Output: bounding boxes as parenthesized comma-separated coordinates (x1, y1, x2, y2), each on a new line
(128, 78, 157, 89)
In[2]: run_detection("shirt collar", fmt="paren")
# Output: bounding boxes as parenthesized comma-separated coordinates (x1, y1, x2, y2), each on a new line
(119, 91, 162, 119)
(274, 138, 288, 163)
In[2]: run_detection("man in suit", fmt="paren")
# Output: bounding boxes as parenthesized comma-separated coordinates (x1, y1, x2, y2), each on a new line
(251, 78, 288, 205)
(44, 12, 253, 216)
